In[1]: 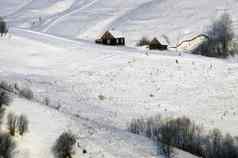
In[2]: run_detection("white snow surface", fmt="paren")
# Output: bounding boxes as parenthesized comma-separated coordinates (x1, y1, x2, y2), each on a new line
(3, 0, 238, 46)
(1, 0, 238, 158)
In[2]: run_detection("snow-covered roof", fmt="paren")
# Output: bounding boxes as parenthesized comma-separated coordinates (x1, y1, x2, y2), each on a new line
(109, 30, 124, 38)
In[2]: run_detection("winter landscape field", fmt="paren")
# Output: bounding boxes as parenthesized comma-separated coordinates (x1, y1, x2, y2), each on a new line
(0, 0, 238, 158)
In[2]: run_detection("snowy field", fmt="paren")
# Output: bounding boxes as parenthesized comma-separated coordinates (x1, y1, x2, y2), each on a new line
(0, 0, 238, 158)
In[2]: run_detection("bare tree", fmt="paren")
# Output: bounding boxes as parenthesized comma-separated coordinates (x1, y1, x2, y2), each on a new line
(7, 113, 17, 136)
(17, 114, 29, 136)
(52, 131, 76, 158)
(19, 87, 34, 100)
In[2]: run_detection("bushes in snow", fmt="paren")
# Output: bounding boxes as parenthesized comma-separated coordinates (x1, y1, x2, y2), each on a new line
(17, 114, 29, 136)
(7, 113, 29, 136)
(0, 81, 14, 93)
(7, 113, 17, 136)
(19, 87, 34, 100)
(0, 133, 16, 158)
(128, 115, 238, 158)
(136, 37, 151, 46)
(0, 91, 12, 108)
(192, 13, 235, 58)
(52, 131, 76, 158)
(0, 108, 5, 128)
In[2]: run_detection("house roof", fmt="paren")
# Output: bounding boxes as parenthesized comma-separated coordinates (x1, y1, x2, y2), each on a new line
(150, 38, 161, 45)
(109, 30, 124, 38)
(98, 30, 124, 39)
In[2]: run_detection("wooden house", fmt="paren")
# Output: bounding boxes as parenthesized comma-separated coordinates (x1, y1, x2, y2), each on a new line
(149, 38, 168, 50)
(96, 30, 125, 46)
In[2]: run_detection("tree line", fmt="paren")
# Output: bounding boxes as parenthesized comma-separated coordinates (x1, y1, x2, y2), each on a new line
(128, 115, 238, 158)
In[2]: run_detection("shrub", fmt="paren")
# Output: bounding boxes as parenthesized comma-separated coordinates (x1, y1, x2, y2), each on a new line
(7, 113, 17, 136)
(98, 95, 106, 101)
(192, 13, 235, 58)
(0, 81, 14, 93)
(0, 91, 12, 108)
(0, 108, 5, 127)
(0, 133, 16, 158)
(52, 131, 76, 158)
(19, 87, 34, 100)
(159, 121, 175, 158)
(17, 114, 29, 136)
(136, 37, 151, 46)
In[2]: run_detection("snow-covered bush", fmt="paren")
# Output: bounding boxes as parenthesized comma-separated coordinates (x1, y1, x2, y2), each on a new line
(17, 114, 29, 136)
(52, 131, 76, 158)
(7, 113, 17, 136)
(192, 13, 235, 58)
(98, 95, 106, 101)
(0, 108, 5, 127)
(19, 87, 34, 100)
(136, 37, 150, 46)
(0, 91, 12, 108)
(0, 133, 16, 158)
(0, 81, 14, 93)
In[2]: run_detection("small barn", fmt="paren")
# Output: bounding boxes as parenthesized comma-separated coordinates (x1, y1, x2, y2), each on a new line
(96, 30, 125, 46)
(149, 38, 168, 50)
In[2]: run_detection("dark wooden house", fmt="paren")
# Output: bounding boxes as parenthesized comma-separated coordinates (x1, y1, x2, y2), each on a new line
(149, 38, 168, 50)
(96, 30, 125, 46)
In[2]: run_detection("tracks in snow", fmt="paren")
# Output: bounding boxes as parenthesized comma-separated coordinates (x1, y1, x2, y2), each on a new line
(42, 0, 100, 33)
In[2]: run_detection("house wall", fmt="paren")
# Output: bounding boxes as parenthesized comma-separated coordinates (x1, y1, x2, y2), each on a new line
(149, 44, 167, 50)
(96, 37, 125, 46)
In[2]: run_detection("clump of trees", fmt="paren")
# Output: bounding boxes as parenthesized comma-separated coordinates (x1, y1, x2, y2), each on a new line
(0, 90, 15, 158)
(0, 90, 12, 128)
(52, 131, 76, 158)
(7, 113, 29, 136)
(0, 91, 12, 109)
(0, 133, 16, 158)
(192, 13, 236, 58)
(19, 87, 34, 100)
(128, 115, 238, 158)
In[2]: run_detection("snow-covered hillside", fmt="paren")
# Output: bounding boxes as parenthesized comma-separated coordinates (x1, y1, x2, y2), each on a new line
(3, 0, 238, 46)
(1, 0, 238, 158)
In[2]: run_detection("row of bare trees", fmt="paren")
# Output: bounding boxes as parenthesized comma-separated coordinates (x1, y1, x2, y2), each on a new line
(128, 115, 238, 158)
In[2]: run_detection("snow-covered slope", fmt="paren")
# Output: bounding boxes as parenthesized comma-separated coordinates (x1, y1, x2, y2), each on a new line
(10, 98, 161, 158)
(1, 0, 238, 158)
(1, 30, 238, 136)
(3, 0, 238, 46)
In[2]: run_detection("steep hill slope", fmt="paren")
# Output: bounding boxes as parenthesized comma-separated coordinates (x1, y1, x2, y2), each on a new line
(3, 0, 238, 46)
(1, 1, 238, 158)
